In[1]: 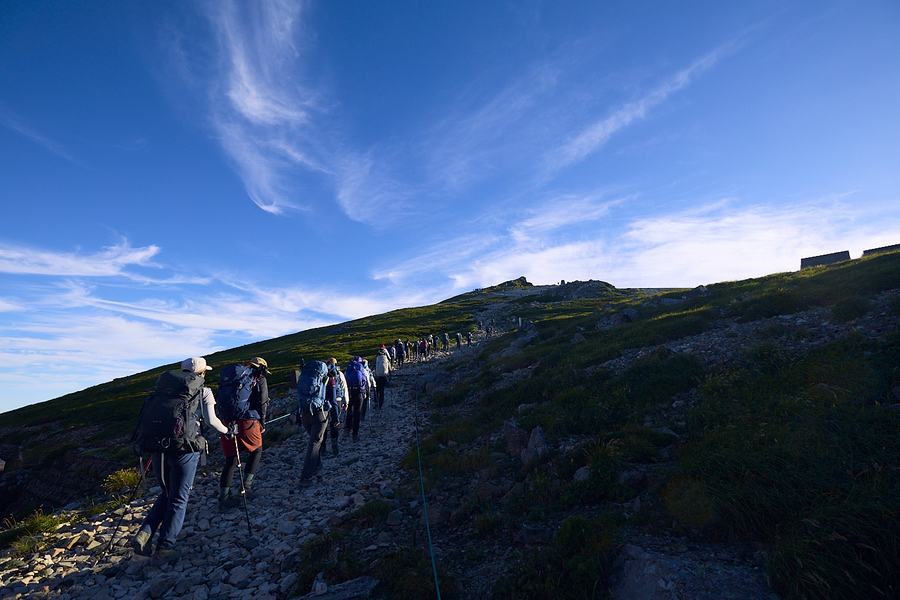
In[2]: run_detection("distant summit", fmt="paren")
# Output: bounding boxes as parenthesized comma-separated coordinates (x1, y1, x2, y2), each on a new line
(492, 276, 532, 290)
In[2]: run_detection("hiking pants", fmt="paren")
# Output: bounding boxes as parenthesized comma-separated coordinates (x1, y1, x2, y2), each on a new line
(220, 447, 262, 488)
(347, 387, 363, 438)
(141, 451, 199, 550)
(300, 408, 328, 481)
(323, 401, 344, 446)
(375, 376, 387, 408)
(361, 389, 370, 421)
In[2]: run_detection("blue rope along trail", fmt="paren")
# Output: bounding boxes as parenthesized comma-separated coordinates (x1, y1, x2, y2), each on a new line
(414, 375, 442, 599)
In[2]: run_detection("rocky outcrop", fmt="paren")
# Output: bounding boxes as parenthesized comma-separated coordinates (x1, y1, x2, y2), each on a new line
(542, 280, 616, 300)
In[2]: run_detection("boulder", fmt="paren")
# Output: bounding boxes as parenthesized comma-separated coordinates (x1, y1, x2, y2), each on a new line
(502, 420, 530, 458)
(521, 426, 549, 463)
(417, 371, 452, 394)
(420, 503, 449, 526)
(295, 575, 379, 600)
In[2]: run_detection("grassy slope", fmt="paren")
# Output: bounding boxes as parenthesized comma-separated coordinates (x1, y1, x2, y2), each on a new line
(412, 251, 900, 600)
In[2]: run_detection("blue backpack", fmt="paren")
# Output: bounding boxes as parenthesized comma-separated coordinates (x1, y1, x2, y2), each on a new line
(345, 358, 368, 391)
(216, 364, 260, 421)
(297, 360, 330, 413)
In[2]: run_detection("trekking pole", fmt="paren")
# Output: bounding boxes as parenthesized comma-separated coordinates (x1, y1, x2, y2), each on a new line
(232, 434, 253, 537)
(98, 456, 152, 563)
(266, 413, 291, 425)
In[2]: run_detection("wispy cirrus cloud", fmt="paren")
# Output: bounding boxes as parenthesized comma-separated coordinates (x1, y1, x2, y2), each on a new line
(546, 42, 737, 172)
(0, 109, 85, 167)
(509, 191, 624, 242)
(0, 299, 24, 312)
(166, 0, 325, 215)
(0, 241, 160, 277)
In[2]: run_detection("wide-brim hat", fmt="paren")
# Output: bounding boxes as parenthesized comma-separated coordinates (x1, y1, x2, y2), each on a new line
(247, 357, 268, 368)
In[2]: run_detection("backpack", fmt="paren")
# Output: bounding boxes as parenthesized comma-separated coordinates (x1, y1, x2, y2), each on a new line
(297, 360, 330, 413)
(132, 371, 205, 454)
(375, 353, 390, 377)
(216, 364, 260, 422)
(345, 358, 368, 391)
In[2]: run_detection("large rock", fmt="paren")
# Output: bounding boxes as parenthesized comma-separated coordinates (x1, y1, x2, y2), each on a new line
(419, 503, 449, 526)
(521, 426, 549, 464)
(296, 576, 380, 599)
(502, 420, 530, 458)
(417, 370, 452, 394)
(489, 320, 539, 360)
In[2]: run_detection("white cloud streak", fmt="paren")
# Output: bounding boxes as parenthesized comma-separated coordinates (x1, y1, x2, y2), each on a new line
(547, 44, 733, 171)
(171, 0, 324, 215)
(0, 110, 85, 167)
(0, 241, 160, 276)
(508, 192, 624, 243)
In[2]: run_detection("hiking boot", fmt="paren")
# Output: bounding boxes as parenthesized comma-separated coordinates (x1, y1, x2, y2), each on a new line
(219, 495, 240, 511)
(131, 530, 151, 556)
(331, 441, 339, 456)
(152, 547, 181, 565)
(242, 486, 256, 501)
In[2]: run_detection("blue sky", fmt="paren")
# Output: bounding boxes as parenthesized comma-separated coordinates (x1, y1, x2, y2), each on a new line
(2, 1, 899, 412)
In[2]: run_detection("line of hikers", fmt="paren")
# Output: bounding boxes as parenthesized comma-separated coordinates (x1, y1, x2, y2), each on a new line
(127, 325, 492, 563)
(128, 345, 400, 564)
(385, 332, 475, 366)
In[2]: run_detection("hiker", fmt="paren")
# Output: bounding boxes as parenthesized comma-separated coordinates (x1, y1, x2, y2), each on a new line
(345, 356, 368, 442)
(323, 359, 348, 456)
(375, 346, 391, 408)
(388, 345, 396, 364)
(296, 360, 330, 485)
(442, 332, 450, 351)
(360, 358, 376, 421)
(455, 332, 462, 349)
(466, 331, 472, 347)
(395, 339, 405, 367)
(218, 357, 269, 510)
(132, 357, 229, 563)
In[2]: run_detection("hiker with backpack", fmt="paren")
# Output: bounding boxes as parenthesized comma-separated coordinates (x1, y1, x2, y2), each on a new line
(296, 360, 331, 485)
(360, 358, 376, 421)
(131, 357, 229, 564)
(216, 357, 270, 510)
(455, 332, 462, 349)
(322, 358, 348, 457)
(374, 346, 391, 408)
(344, 356, 369, 442)
(395, 339, 405, 367)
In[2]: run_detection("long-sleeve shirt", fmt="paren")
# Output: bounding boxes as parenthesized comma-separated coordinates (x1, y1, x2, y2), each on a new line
(250, 376, 269, 426)
(200, 387, 229, 434)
